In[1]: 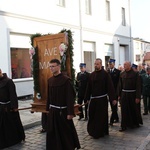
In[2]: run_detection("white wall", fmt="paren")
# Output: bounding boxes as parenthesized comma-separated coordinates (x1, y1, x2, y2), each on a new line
(0, 0, 131, 96)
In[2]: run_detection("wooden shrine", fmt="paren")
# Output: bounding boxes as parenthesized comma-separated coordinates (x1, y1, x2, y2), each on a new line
(30, 32, 80, 115)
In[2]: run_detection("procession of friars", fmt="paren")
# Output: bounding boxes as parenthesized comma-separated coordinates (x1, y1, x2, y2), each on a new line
(1, 31, 149, 149)
(1, 58, 149, 149)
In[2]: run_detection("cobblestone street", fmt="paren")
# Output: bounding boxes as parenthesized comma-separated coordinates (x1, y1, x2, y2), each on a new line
(2, 100, 150, 150)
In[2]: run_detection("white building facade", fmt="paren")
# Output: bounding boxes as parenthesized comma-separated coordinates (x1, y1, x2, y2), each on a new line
(132, 38, 150, 65)
(0, 0, 132, 97)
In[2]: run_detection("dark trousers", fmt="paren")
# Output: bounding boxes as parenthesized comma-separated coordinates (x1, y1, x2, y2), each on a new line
(109, 101, 119, 123)
(143, 95, 150, 113)
(41, 113, 47, 130)
(78, 97, 88, 118)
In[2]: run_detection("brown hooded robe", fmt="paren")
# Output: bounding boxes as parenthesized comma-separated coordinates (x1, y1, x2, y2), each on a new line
(46, 73, 80, 150)
(0, 73, 25, 149)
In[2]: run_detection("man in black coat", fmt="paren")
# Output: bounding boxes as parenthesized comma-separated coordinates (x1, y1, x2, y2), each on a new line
(76, 63, 90, 120)
(107, 59, 120, 126)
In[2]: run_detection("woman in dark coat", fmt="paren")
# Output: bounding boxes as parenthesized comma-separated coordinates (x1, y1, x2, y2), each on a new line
(0, 69, 25, 149)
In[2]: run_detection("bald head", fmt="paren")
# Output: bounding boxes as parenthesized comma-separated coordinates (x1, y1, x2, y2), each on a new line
(124, 61, 131, 71)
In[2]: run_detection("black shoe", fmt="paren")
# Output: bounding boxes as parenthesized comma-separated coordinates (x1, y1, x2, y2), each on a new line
(40, 128, 46, 133)
(114, 119, 119, 123)
(84, 117, 88, 121)
(78, 116, 84, 120)
(143, 112, 148, 115)
(105, 132, 109, 135)
(119, 127, 126, 132)
(135, 125, 140, 128)
(92, 136, 100, 139)
(109, 122, 113, 126)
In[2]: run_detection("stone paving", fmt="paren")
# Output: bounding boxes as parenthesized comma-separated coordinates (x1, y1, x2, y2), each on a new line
(17, 99, 41, 129)
(3, 99, 150, 150)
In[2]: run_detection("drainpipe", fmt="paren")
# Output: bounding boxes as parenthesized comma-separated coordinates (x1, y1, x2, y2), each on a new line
(79, 0, 83, 61)
(128, 0, 132, 61)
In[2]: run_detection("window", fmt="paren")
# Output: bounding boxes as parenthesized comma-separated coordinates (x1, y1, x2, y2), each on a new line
(141, 43, 143, 50)
(84, 51, 94, 72)
(122, 7, 126, 26)
(85, 0, 91, 15)
(11, 48, 32, 79)
(10, 34, 32, 79)
(56, 0, 65, 7)
(83, 42, 95, 72)
(104, 44, 114, 58)
(106, 0, 110, 21)
(136, 55, 140, 62)
(145, 43, 150, 51)
(136, 42, 139, 49)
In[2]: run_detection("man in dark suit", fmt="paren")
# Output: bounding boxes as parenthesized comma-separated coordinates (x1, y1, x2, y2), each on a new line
(141, 67, 150, 115)
(139, 63, 146, 75)
(76, 63, 90, 120)
(108, 59, 120, 125)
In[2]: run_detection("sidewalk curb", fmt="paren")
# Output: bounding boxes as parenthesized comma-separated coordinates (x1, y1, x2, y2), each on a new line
(137, 133, 150, 150)
(23, 120, 41, 130)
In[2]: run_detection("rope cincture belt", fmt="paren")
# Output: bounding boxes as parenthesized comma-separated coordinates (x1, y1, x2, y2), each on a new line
(49, 104, 67, 109)
(91, 94, 107, 99)
(122, 89, 136, 92)
(0, 101, 10, 105)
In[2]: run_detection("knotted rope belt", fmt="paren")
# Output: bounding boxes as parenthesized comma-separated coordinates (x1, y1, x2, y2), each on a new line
(122, 89, 136, 92)
(49, 104, 67, 109)
(79, 94, 108, 107)
(0, 101, 10, 104)
(91, 94, 108, 99)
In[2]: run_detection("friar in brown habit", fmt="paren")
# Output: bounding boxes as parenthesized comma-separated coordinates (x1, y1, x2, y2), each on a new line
(117, 61, 143, 132)
(84, 58, 117, 139)
(46, 59, 80, 150)
(0, 69, 25, 149)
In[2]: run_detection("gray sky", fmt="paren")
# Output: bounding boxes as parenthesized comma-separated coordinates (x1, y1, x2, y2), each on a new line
(130, 0, 150, 41)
